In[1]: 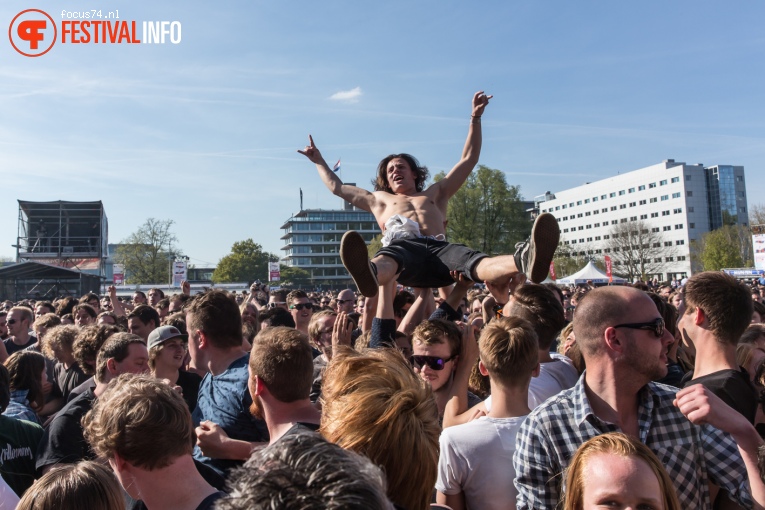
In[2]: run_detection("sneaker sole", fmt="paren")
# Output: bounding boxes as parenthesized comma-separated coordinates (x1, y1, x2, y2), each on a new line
(340, 231, 378, 297)
(528, 213, 560, 283)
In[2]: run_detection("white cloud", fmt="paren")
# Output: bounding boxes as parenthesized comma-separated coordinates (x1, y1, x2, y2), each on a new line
(329, 86, 362, 103)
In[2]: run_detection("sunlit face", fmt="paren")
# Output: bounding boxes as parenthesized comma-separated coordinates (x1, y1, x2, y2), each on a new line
(6, 310, 29, 337)
(128, 317, 154, 341)
(113, 343, 149, 376)
(580, 453, 664, 510)
(618, 295, 674, 382)
(98, 314, 116, 326)
(241, 304, 258, 325)
(313, 315, 335, 353)
(154, 338, 186, 371)
(671, 294, 683, 309)
(746, 349, 765, 382)
(386, 157, 416, 193)
(75, 309, 94, 327)
(148, 290, 163, 306)
(290, 298, 313, 329)
(471, 299, 482, 315)
(336, 290, 355, 314)
(412, 340, 455, 393)
(133, 292, 146, 305)
(35, 304, 52, 319)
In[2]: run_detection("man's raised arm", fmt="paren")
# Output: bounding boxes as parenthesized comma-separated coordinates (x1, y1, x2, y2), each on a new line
(434, 91, 492, 200)
(298, 135, 376, 212)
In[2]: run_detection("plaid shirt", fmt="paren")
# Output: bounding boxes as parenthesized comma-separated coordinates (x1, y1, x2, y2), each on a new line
(513, 376, 753, 510)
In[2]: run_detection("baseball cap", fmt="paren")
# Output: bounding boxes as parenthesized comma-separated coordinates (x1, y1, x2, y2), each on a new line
(147, 325, 188, 350)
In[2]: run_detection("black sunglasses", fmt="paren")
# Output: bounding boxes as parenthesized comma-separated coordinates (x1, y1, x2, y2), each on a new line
(613, 317, 665, 338)
(410, 354, 456, 371)
(290, 303, 313, 311)
(336, 299, 353, 304)
(6, 319, 17, 325)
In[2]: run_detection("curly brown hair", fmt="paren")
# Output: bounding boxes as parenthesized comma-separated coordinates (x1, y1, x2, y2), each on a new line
(373, 154, 429, 194)
(73, 325, 121, 376)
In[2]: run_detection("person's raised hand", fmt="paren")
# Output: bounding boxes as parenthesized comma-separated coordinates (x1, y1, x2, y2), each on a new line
(472, 91, 493, 118)
(297, 135, 324, 164)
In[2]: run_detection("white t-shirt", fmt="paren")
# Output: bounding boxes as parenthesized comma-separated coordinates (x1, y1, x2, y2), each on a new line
(528, 353, 580, 408)
(484, 353, 580, 411)
(436, 415, 527, 510)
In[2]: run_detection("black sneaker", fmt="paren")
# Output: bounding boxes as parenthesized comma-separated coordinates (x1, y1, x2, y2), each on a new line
(340, 231, 379, 297)
(514, 213, 560, 283)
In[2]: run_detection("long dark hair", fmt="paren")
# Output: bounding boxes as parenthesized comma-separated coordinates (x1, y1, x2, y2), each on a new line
(5, 350, 46, 411)
(373, 154, 429, 193)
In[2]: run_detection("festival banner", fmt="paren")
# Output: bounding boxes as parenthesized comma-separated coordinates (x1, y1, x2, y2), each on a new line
(172, 260, 187, 287)
(113, 263, 124, 285)
(753, 234, 765, 271)
(269, 262, 280, 282)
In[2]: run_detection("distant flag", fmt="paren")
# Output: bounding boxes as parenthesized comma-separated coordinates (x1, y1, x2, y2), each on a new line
(300, 188, 303, 210)
(333, 159, 341, 173)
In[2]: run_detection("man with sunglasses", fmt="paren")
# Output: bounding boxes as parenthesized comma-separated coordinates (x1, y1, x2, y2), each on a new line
(287, 290, 313, 335)
(4, 307, 37, 356)
(411, 319, 482, 422)
(678, 271, 757, 423)
(335, 289, 355, 314)
(514, 285, 759, 510)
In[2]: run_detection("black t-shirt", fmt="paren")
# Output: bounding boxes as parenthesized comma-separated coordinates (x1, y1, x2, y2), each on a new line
(35, 388, 97, 473)
(53, 362, 89, 402)
(67, 377, 96, 402)
(176, 370, 202, 413)
(4, 336, 37, 356)
(682, 367, 758, 423)
(0, 415, 43, 497)
(126, 460, 226, 510)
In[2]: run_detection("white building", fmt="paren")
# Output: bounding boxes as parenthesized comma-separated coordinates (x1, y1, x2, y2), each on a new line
(536, 160, 748, 281)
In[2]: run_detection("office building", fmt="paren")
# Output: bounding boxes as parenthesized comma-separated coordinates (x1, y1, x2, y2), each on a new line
(535, 160, 748, 282)
(281, 190, 380, 289)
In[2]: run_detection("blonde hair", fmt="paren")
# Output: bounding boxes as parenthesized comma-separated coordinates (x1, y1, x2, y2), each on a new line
(42, 324, 79, 360)
(563, 432, 681, 510)
(320, 347, 439, 510)
(736, 343, 765, 377)
(16, 461, 125, 510)
(479, 316, 538, 387)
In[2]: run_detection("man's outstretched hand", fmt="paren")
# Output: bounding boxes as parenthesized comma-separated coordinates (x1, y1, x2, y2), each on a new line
(297, 135, 325, 165)
(472, 91, 492, 118)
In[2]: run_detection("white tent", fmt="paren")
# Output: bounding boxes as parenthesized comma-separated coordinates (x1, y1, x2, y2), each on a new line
(555, 261, 627, 285)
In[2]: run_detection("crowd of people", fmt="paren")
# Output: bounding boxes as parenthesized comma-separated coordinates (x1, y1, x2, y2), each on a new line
(0, 271, 764, 509)
(3, 91, 765, 508)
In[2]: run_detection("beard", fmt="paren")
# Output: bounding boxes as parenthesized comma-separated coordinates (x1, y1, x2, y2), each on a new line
(249, 396, 264, 420)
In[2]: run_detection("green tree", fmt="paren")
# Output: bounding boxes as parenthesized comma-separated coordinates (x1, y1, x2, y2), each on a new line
(212, 239, 278, 283)
(115, 218, 180, 284)
(367, 233, 383, 259)
(696, 225, 748, 271)
(434, 165, 530, 256)
(278, 265, 312, 288)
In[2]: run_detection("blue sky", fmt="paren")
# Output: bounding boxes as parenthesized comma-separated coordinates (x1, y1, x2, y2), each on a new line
(2, 1, 764, 267)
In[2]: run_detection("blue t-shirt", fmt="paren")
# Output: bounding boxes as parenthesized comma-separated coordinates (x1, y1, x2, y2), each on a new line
(192, 353, 269, 475)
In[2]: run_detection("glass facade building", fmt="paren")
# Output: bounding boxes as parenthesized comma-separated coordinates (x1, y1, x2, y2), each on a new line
(705, 165, 747, 230)
(281, 198, 380, 289)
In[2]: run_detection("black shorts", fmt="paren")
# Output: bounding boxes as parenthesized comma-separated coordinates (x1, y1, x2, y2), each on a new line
(374, 238, 487, 288)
